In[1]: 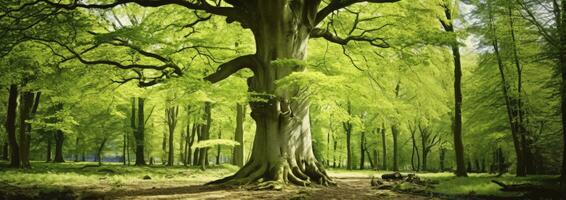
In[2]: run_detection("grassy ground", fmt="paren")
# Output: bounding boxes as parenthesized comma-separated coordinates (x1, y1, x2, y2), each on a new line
(329, 169, 560, 198)
(0, 162, 560, 199)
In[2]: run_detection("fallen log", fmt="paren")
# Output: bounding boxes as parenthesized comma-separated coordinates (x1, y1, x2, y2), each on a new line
(491, 180, 538, 192)
(381, 172, 403, 180)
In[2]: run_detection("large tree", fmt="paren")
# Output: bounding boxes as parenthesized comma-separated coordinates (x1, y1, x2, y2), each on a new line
(10, 0, 400, 187)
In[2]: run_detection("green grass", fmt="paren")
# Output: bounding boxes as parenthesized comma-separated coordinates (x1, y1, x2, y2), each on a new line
(327, 169, 559, 197)
(0, 162, 560, 199)
(0, 161, 238, 189)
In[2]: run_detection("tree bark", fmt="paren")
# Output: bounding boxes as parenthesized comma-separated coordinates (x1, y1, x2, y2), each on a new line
(6, 84, 21, 168)
(232, 103, 245, 167)
(439, 147, 446, 171)
(507, 3, 531, 176)
(199, 102, 212, 170)
(134, 97, 146, 166)
(1, 140, 7, 161)
(53, 130, 65, 163)
(166, 106, 179, 166)
(216, 128, 222, 165)
(96, 137, 108, 166)
(391, 124, 399, 171)
(410, 124, 420, 171)
(46, 132, 52, 162)
(440, 3, 467, 177)
(558, 0, 566, 192)
(210, 4, 334, 186)
(381, 123, 387, 170)
(123, 122, 128, 165)
(343, 101, 353, 170)
(193, 123, 201, 166)
(486, 1, 525, 176)
(18, 91, 38, 169)
(332, 136, 337, 168)
(180, 126, 185, 165)
(74, 136, 80, 162)
(359, 131, 365, 170)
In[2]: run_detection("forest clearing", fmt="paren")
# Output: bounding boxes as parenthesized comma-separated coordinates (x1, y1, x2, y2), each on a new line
(1, 0, 566, 199)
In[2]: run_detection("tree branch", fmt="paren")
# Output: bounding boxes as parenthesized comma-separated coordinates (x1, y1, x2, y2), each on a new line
(310, 27, 389, 48)
(203, 54, 257, 83)
(315, 0, 399, 25)
(39, 0, 244, 24)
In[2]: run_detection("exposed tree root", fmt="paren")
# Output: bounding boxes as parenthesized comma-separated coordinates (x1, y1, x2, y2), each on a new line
(207, 159, 335, 189)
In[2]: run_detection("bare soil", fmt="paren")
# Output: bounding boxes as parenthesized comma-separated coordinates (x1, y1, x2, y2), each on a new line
(101, 173, 438, 200)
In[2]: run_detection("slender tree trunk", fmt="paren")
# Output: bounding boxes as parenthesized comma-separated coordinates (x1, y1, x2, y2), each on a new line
(199, 102, 211, 170)
(193, 124, 201, 166)
(486, 2, 526, 176)
(344, 122, 352, 170)
(53, 130, 65, 163)
(96, 137, 108, 166)
(557, 0, 566, 192)
(1, 140, 7, 161)
(440, 147, 446, 171)
(359, 131, 365, 170)
(188, 121, 196, 166)
(381, 123, 387, 170)
(344, 101, 353, 170)
(411, 126, 418, 171)
(46, 132, 52, 162)
(216, 128, 222, 165)
(232, 103, 245, 167)
(134, 97, 146, 166)
(166, 106, 179, 166)
(180, 127, 185, 165)
(333, 136, 337, 168)
(450, 43, 466, 177)
(74, 137, 80, 162)
(440, 4, 467, 177)
(18, 91, 37, 169)
(123, 126, 127, 165)
(507, 3, 531, 176)
(391, 124, 399, 171)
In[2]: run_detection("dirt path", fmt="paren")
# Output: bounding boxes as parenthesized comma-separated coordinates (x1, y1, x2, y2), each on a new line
(104, 173, 437, 200)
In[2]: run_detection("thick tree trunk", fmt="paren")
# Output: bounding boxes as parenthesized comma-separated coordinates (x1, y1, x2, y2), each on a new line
(134, 97, 146, 166)
(53, 130, 65, 163)
(210, 4, 333, 186)
(232, 103, 245, 167)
